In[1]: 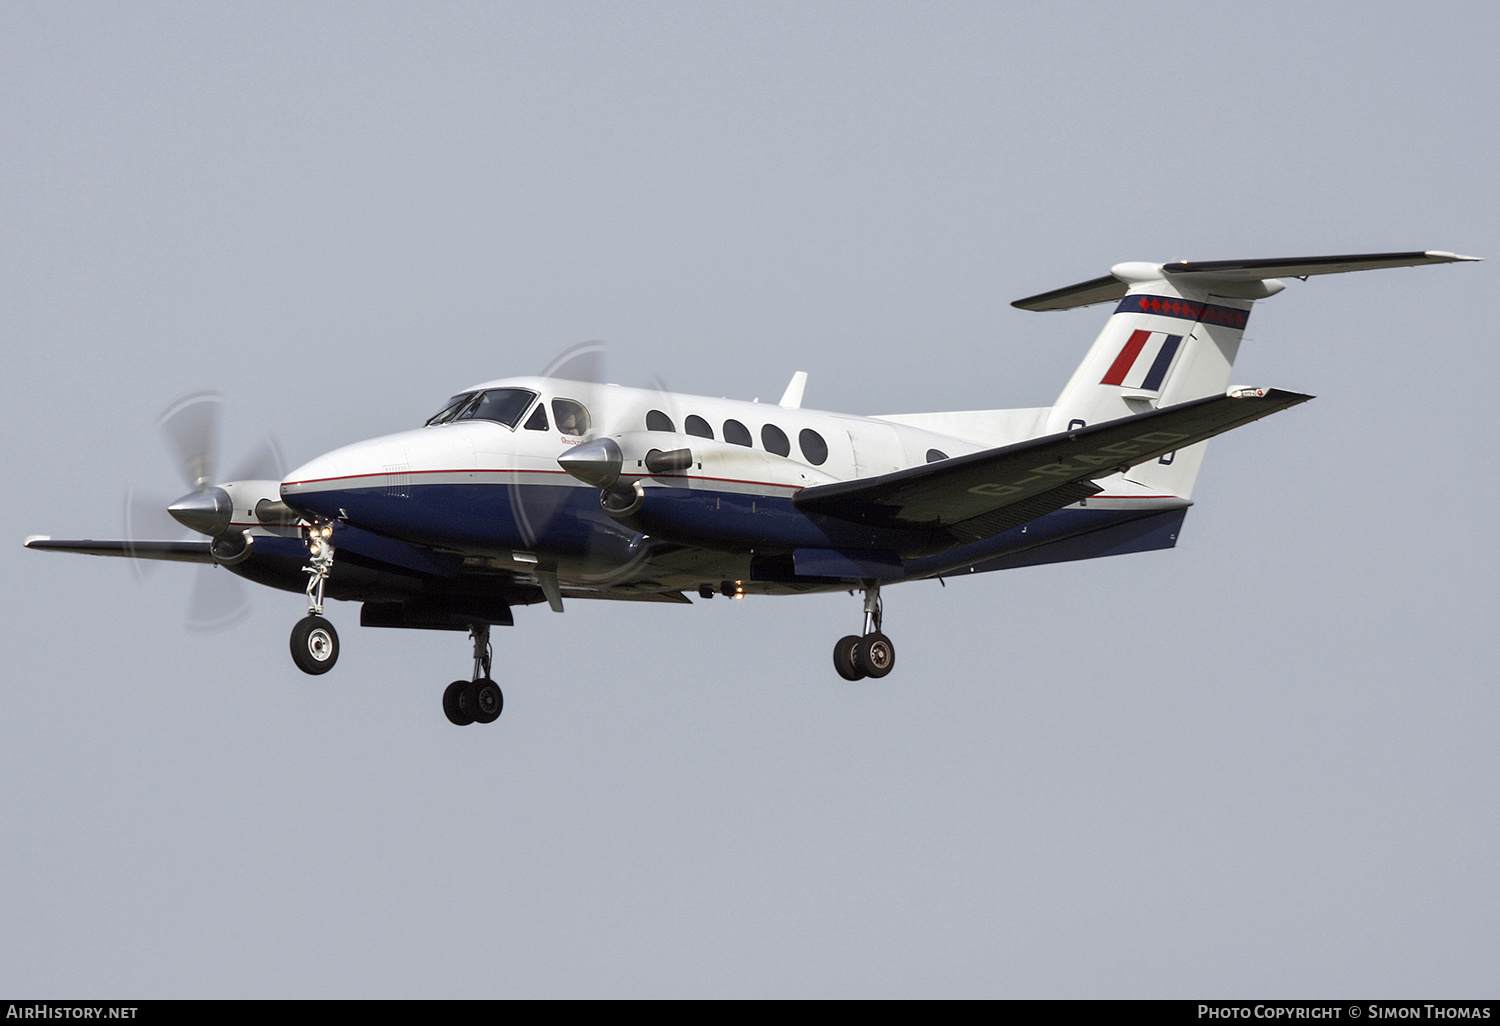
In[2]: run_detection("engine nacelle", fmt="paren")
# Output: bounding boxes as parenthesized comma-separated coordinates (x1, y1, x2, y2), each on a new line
(557, 430, 851, 549)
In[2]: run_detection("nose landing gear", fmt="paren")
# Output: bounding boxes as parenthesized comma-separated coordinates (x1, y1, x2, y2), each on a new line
(444, 624, 504, 726)
(291, 520, 340, 675)
(833, 581, 895, 681)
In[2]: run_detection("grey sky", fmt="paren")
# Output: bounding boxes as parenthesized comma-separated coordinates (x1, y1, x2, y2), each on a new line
(3, 1, 1496, 997)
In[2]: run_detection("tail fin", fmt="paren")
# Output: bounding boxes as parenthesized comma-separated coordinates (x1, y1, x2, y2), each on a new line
(1017, 251, 1479, 497)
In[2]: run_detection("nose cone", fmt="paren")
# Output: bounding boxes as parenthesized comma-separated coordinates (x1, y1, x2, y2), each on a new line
(280, 452, 344, 520)
(279, 427, 444, 527)
(168, 486, 233, 536)
(281, 453, 341, 490)
(558, 437, 623, 489)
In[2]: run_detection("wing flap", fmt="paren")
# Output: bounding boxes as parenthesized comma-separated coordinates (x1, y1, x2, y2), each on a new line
(558, 588, 693, 604)
(794, 389, 1311, 538)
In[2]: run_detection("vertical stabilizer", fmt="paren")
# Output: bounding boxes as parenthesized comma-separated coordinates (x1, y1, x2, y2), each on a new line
(1040, 267, 1265, 497)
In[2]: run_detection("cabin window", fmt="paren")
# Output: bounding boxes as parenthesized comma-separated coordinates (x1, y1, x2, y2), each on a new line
(723, 419, 752, 447)
(685, 415, 714, 439)
(450, 388, 538, 429)
(799, 429, 829, 466)
(524, 404, 549, 431)
(552, 398, 591, 436)
(646, 409, 674, 432)
(425, 392, 477, 426)
(760, 424, 790, 457)
(926, 448, 949, 463)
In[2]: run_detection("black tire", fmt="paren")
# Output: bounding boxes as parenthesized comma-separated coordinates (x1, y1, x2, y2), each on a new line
(470, 678, 503, 724)
(834, 635, 866, 681)
(290, 615, 339, 675)
(443, 680, 474, 726)
(854, 632, 895, 679)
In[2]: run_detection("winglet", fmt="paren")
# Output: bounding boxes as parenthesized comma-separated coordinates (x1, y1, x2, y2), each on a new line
(779, 371, 808, 409)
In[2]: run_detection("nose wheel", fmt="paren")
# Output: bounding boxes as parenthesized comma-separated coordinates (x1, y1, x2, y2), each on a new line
(832, 582, 896, 680)
(445, 624, 505, 726)
(290, 614, 340, 675)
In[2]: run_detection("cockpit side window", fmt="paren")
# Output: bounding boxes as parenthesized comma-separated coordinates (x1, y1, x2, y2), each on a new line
(524, 404, 549, 431)
(552, 398, 591, 436)
(457, 388, 538, 429)
(425, 392, 478, 426)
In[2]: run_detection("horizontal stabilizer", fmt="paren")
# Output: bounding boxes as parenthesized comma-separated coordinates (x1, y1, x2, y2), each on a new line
(1010, 274, 1128, 313)
(24, 537, 216, 563)
(795, 389, 1311, 542)
(1013, 250, 1480, 311)
(1159, 250, 1480, 282)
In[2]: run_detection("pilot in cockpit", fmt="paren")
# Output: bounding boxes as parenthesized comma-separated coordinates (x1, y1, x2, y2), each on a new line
(553, 399, 589, 436)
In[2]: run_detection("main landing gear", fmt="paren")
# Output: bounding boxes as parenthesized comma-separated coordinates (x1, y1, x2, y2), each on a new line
(291, 520, 340, 675)
(444, 624, 504, 726)
(833, 581, 895, 681)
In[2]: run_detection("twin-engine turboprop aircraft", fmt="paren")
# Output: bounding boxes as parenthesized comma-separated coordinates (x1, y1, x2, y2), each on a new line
(26, 251, 1478, 725)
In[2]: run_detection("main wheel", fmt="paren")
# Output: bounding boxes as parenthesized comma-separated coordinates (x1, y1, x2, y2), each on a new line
(469, 678, 503, 724)
(854, 632, 895, 679)
(290, 615, 339, 675)
(834, 635, 865, 681)
(443, 680, 474, 726)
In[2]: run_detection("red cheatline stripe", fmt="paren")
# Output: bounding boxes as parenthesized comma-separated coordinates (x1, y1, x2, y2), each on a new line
(283, 467, 803, 492)
(1101, 330, 1151, 385)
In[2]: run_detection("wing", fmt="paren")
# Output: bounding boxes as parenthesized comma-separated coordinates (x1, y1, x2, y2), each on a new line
(793, 389, 1311, 543)
(24, 537, 215, 563)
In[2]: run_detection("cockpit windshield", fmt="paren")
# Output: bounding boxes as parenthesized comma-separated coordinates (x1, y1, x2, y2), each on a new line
(424, 388, 538, 429)
(425, 393, 476, 426)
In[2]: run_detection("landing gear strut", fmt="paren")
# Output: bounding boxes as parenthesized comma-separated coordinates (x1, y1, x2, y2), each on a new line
(444, 623, 504, 726)
(833, 581, 895, 681)
(291, 520, 340, 675)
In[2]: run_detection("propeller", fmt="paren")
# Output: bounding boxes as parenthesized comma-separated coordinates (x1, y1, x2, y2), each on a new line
(502, 341, 658, 603)
(123, 390, 287, 632)
(539, 339, 607, 386)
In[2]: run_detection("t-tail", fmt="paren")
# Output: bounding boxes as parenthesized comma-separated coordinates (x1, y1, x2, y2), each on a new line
(1016, 251, 1480, 498)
